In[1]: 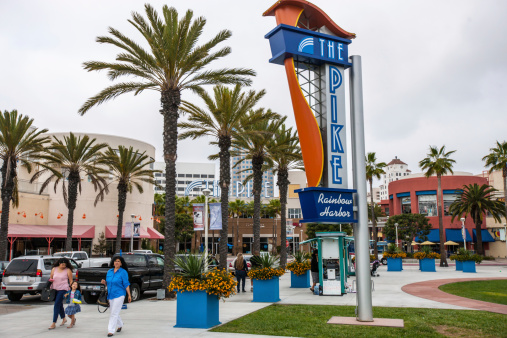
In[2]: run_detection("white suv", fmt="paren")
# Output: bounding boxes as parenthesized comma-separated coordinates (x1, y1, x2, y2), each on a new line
(1, 256, 78, 301)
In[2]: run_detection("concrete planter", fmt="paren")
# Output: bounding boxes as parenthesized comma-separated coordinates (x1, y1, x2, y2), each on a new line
(387, 257, 403, 272)
(253, 277, 280, 302)
(419, 258, 436, 272)
(462, 260, 476, 273)
(455, 261, 463, 271)
(290, 271, 310, 288)
(174, 290, 220, 328)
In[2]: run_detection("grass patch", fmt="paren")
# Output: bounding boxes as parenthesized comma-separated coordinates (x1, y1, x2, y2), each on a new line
(439, 279, 507, 305)
(211, 304, 506, 337)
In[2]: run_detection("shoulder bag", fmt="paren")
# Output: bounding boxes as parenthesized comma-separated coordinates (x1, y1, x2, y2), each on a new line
(97, 286, 109, 313)
(41, 281, 56, 302)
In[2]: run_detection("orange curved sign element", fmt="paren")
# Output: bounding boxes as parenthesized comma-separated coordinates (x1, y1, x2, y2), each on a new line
(263, 0, 355, 187)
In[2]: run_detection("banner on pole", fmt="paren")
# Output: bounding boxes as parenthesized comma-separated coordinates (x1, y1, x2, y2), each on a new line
(133, 222, 140, 237)
(193, 204, 204, 231)
(209, 203, 222, 230)
(125, 222, 132, 238)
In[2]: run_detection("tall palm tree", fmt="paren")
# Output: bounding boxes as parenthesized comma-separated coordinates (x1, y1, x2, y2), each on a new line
(179, 84, 265, 269)
(449, 184, 505, 255)
(78, 4, 254, 289)
(96, 146, 158, 253)
(154, 193, 165, 217)
(229, 199, 246, 255)
(31, 133, 108, 251)
(419, 145, 456, 267)
(0, 110, 49, 261)
(482, 141, 507, 223)
(233, 111, 283, 253)
(266, 124, 302, 267)
(365, 152, 386, 256)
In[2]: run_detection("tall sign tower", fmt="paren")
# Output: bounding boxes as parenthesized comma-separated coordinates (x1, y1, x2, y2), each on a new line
(264, 0, 373, 321)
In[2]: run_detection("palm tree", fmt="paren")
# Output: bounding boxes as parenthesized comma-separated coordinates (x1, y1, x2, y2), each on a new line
(233, 111, 283, 253)
(365, 152, 386, 256)
(179, 84, 265, 268)
(0, 110, 49, 261)
(229, 199, 246, 255)
(78, 5, 254, 289)
(96, 146, 158, 253)
(419, 145, 456, 267)
(32, 133, 108, 251)
(266, 124, 302, 267)
(449, 184, 505, 255)
(482, 141, 507, 223)
(154, 193, 165, 217)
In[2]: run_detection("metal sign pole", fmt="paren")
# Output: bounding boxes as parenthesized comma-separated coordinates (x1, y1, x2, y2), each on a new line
(349, 55, 373, 322)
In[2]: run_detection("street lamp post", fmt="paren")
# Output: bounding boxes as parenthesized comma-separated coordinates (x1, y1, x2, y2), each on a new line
(395, 223, 399, 248)
(300, 229, 303, 252)
(130, 214, 135, 252)
(460, 217, 466, 250)
(203, 188, 211, 272)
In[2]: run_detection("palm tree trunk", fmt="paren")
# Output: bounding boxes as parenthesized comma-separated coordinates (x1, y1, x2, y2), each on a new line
(370, 179, 378, 256)
(0, 160, 16, 261)
(503, 169, 507, 227)
(278, 168, 289, 268)
(437, 174, 448, 267)
(236, 216, 240, 254)
(252, 155, 263, 254)
(161, 89, 180, 295)
(66, 173, 80, 252)
(218, 136, 231, 270)
(116, 182, 127, 253)
(474, 212, 484, 255)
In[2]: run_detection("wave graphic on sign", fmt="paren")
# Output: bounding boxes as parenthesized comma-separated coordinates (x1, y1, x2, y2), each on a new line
(298, 37, 314, 54)
(184, 180, 203, 196)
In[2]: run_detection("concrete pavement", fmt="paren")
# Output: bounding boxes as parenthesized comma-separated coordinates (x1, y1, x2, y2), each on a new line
(0, 262, 505, 337)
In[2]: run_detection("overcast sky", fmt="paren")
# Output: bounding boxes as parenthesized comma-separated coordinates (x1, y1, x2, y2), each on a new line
(1, 1, 506, 186)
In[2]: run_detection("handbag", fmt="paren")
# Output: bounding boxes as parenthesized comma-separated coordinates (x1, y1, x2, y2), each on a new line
(41, 281, 56, 302)
(97, 286, 109, 313)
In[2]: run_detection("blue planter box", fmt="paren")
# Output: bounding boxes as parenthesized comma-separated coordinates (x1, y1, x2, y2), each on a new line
(420, 258, 436, 272)
(291, 271, 310, 288)
(175, 290, 220, 328)
(387, 257, 402, 271)
(253, 277, 280, 302)
(455, 261, 463, 271)
(462, 260, 476, 273)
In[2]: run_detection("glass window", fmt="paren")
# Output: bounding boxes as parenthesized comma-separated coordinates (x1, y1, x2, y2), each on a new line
(444, 194, 459, 216)
(7, 259, 38, 274)
(178, 174, 185, 177)
(155, 173, 162, 177)
(401, 196, 411, 214)
(418, 195, 437, 216)
(288, 208, 302, 218)
(186, 174, 192, 178)
(210, 175, 214, 178)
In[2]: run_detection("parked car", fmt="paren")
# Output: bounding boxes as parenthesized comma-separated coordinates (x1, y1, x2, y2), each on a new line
(228, 255, 252, 275)
(174, 254, 219, 273)
(53, 251, 110, 268)
(0, 261, 9, 285)
(78, 253, 164, 304)
(1, 256, 79, 301)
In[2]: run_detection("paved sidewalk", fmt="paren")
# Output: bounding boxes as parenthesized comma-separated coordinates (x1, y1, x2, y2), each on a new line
(0, 263, 505, 337)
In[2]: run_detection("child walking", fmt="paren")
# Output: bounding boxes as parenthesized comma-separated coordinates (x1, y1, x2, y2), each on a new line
(64, 281, 82, 328)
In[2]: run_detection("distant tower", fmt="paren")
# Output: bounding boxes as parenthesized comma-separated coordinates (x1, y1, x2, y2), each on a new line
(379, 156, 411, 200)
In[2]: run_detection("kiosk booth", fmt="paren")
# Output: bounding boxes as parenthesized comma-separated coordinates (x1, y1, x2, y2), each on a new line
(300, 232, 351, 295)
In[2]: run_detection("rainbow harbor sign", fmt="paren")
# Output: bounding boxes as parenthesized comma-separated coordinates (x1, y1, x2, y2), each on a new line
(295, 187, 356, 224)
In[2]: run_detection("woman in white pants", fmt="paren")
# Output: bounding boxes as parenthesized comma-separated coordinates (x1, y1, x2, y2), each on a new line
(101, 256, 132, 337)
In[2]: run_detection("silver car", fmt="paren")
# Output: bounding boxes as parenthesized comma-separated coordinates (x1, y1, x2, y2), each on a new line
(1, 256, 79, 301)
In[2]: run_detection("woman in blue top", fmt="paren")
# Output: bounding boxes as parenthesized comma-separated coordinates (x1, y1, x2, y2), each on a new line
(101, 256, 131, 337)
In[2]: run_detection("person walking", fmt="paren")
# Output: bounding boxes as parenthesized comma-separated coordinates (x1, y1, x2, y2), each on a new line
(48, 258, 73, 329)
(63, 281, 82, 328)
(249, 250, 261, 291)
(310, 249, 319, 293)
(233, 253, 248, 292)
(101, 256, 132, 337)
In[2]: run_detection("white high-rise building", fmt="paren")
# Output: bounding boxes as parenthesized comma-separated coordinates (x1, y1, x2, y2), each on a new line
(379, 156, 411, 201)
(230, 154, 275, 200)
(154, 162, 216, 197)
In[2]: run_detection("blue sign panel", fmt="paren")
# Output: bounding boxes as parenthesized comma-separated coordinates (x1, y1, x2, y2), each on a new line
(295, 187, 357, 224)
(265, 24, 352, 68)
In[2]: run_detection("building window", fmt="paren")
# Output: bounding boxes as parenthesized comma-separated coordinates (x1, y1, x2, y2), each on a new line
(384, 207, 390, 216)
(444, 194, 459, 216)
(186, 174, 192, 178)
(401, 197, 411, 214)
(178, 174, 185, 177)
(210, 175, 214, 178)
(201, 174, 207, 178)
(288, 208, 302, 218)
(418, 195, 437, 216)
(177, 187, 184, 191)
(155, 173, 162, 177)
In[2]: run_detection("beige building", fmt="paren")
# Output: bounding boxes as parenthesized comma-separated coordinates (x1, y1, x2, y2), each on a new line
(5, 132, 161, 258)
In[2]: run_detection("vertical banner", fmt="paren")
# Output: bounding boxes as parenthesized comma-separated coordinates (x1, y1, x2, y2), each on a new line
(209, 203, 222, 230)
(193, 203, 204, 231)
(125, 222, 132, 238)
(133, 222, 140, 237)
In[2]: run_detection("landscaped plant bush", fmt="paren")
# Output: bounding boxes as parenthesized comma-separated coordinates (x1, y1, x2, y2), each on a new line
(414, 246, 440, 260)
(352, 254, 378, 264)
(168, 254, 237, 300)
(286, 251, 310, 276)
(248, 254, 285, 280)
(449, 249, 483, 264)
(382, 243, 407, 259)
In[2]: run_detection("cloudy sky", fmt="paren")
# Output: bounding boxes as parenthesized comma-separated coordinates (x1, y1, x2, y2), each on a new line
(1, 1, 506, 186)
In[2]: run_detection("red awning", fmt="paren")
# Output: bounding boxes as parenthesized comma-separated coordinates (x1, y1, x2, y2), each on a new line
(7, 224, 95, 238)
(106, 226, 161, 239)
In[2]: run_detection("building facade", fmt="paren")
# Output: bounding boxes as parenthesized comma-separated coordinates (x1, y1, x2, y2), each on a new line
(378, 157, 411, 202)
(153, 162, 216, 197)
(230, 154, 275, 200)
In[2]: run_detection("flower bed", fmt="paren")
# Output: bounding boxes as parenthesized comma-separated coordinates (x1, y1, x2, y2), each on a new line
(248, 267, 285, 280)
(286, 261, 310, 276)
(169, 269, 237, 300)
(413, 252, 440, 260)
(382, 252, 407, 259)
